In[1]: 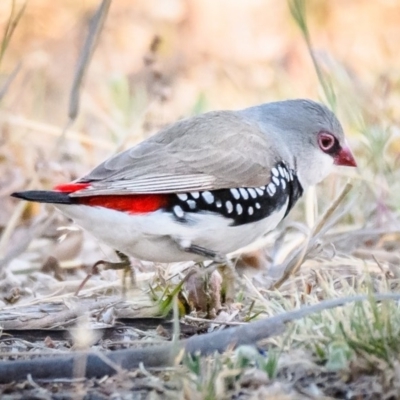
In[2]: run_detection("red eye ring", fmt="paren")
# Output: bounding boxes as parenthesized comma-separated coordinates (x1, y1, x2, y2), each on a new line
(318, 132, 336, 152)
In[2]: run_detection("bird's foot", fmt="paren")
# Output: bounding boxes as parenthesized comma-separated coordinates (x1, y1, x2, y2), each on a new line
(178, 241, 226, 264)
(218, 260, 237, 309)
(74, 250, 135, 297)
(185, 263, 222, 315)
(176, 239, 238, 309)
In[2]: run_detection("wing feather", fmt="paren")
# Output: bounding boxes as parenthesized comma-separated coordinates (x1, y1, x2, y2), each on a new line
(70, 110, 284, 197)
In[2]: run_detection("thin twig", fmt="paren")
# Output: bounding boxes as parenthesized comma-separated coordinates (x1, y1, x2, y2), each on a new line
(0, 174, 46, 262)
(55, 0, 112, 153)
(68, 0, 111, 122)
(0, 1, 27, 69)
(0, 61, 21, 101)
(273, 182, 353, 289)
(0, 113, 113, 149)
(288, 0, 336, 108)
(0, 298, 121, 330)
(312, 182, 353, 236)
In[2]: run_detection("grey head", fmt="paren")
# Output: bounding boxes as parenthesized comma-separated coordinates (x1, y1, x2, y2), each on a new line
(239, 99, 356, 188)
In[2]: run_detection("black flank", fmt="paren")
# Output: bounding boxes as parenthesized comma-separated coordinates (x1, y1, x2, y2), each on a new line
(284, 173, 303, 217)
(167, 161, 303, 226)
(11, 191, 72, 204)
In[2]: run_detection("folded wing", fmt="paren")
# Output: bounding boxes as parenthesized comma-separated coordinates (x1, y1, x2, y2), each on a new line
(70, 111, 280, 197)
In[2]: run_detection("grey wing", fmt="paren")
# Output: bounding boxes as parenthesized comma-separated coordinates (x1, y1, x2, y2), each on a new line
(70, 111, 279, 196)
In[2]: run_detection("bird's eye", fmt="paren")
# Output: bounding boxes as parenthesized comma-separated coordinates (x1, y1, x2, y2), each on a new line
(318, 132, 337, 153)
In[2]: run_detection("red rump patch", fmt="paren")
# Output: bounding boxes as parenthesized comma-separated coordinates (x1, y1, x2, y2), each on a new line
(54, 182, 90, 193)
(76, 194, 169, 214)
(54, 182, 168, 213)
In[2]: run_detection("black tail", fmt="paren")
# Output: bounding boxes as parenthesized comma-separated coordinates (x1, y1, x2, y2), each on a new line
(11, 190, 73, 204)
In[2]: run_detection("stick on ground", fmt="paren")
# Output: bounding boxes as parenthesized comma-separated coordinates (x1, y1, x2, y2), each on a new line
(0, 293, 399, 383)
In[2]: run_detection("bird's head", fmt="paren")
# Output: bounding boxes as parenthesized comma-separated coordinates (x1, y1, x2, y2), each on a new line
(286, 99, 356, 188)
(248, 99, 357, 189)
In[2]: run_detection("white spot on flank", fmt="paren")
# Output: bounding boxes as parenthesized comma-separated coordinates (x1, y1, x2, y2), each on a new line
(248, 206, 254, 215)
(187, 200, 197, 210)
(272, 176, 280, 186)
(239, 188, 249, 200)
(202, 191, 214, 204)
(281, 179, 286, 189)
(230, 188, 240, 200)
(173, 205, 185, 219)
(283, 169, 289, 180)
(177, 193, 188, 201)
(248, 188, 257, 198)
(256, 188, 264, 196)
(236, 204, 243, 215)
(271, 167, 279, 177)
(255, 202, 261, 209)
(191, 191, 200, 199)
(216, 200, 222, 208)
(267, 183, 276, 196)
(226, 201, 233, 214)
(278, 166, 285, 177)
(179, 239, 191, 249)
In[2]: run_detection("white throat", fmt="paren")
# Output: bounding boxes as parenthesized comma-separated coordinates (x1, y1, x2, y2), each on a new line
(295, 152, 335, 190)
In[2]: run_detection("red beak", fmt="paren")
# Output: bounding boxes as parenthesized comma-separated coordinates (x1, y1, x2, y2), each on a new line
(334, 143, 357, 167)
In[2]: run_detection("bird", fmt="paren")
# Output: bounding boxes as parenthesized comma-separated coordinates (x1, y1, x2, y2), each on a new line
(12, 99, 356, 301)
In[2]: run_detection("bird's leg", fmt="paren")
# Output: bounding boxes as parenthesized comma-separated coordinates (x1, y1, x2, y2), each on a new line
(176, 240, 237, 307)
(181, 243, 226, 264)
(74, 250, 134, 297)
(114, 251, 136, 296)
(216, 260, 236, 307)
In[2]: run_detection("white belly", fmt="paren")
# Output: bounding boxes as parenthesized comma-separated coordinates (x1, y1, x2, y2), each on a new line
(55, 203, 287, 263)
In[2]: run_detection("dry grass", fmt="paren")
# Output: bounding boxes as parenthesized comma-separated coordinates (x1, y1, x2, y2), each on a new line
(1, 0, 400, 398)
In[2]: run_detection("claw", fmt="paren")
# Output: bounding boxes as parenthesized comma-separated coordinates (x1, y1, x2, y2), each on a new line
(74, 251, 134, 296)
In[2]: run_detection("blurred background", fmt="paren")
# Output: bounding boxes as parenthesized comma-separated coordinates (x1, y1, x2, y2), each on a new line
(1, 0, 400, 299)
